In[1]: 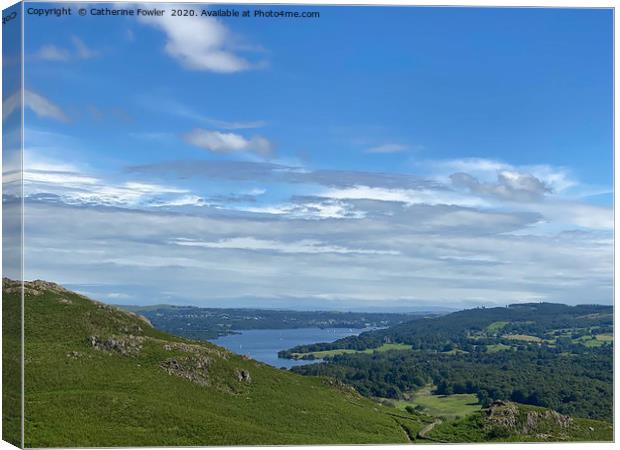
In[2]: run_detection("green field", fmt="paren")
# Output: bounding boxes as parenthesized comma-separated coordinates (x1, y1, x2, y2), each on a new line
(576, 333, 613, 348)
(392, 385, 481, 419)
(441, 348, 469, 355)
(292, 342, 411, 359)
(485, 321, 509, 333)
(502, 334, 543, 343)
(486, 343, 513, 353)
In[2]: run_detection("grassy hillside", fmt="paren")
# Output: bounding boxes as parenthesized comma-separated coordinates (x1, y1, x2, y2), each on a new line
(5, 279, 416, 447)
(2, 280, 22, 447)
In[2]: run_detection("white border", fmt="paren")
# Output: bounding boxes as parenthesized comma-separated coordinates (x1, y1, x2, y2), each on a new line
(0, 2, 616, 450)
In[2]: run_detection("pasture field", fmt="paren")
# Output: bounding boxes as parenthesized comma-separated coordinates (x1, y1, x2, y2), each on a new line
(292, 342, 411, 359)
(393, 385, 481, 419)
(502, 334, 543, 343)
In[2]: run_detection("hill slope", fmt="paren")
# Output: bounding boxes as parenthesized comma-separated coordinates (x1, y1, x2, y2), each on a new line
(3, 279, 415, 447)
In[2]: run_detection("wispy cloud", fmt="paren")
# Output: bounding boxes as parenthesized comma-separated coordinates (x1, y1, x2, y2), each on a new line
(33, 36, 98, 62)
(5, 90, 70, 123)
(34, 44, 71, 61)
(366, 143, 409, 154)
(244, 198, 365, 220)
(2, 91, 20, 122)
(170, 237, 400, 255)
(137, 96, 267, 129)
(204, 118, 268, 130)
(24, 90, 69, 122)
(71, 36, 98, 59)
(322, 185, 488, 208)
(22, 152, 198, 208)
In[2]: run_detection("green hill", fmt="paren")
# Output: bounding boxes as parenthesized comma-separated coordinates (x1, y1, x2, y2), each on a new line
(3, 279, 414, 447)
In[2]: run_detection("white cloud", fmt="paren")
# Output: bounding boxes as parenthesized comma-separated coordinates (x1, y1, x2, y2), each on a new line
(151, 195, 206, 207)
(450, 170, 551, 202)
(22, 153, 197, 208)
(366, 143, 409, 154)
(183, 129, 274, 157)
(244, 199, 365, 220)
(139, 12, 255, 73)
(427, 157, 576, 195)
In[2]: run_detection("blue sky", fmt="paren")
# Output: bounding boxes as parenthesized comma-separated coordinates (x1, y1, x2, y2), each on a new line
(11, 4, 613, 309)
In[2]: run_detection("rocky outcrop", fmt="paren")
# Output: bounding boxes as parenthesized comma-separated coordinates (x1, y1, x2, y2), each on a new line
(522, 409, 572, 433)
(3, 278, 75, 297)
(484, 400, 573, 437)
(160, 355, 212, 386)
(486, 400, 519, 430)
(88, 335, 143, 356)
(236, 369, 252, 383)
(162, 341, 228, 359)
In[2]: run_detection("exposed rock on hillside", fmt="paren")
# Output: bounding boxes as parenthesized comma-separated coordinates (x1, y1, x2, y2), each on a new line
(88, 335, 144, 356)
(236, 369, 252, 383)
(484, 400, 573, 439)
(160, 355, 212, 386)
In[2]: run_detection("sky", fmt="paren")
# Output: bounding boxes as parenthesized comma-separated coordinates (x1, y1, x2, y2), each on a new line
(6, 4, 613, 310)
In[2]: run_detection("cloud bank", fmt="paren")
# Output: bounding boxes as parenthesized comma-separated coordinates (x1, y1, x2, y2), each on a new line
(18, 151, 613, 309)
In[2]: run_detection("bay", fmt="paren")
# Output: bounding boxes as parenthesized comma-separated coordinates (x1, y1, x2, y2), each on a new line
(209, 327, 375, 369)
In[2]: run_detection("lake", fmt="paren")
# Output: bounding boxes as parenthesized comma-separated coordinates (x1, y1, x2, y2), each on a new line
(209, 327, 374, 369)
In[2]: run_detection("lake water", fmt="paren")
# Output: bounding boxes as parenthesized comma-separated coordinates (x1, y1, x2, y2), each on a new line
(209, 327, 374, 369)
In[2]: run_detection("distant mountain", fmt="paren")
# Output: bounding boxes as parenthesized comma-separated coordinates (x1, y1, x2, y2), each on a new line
(119, 304, 419, 339)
